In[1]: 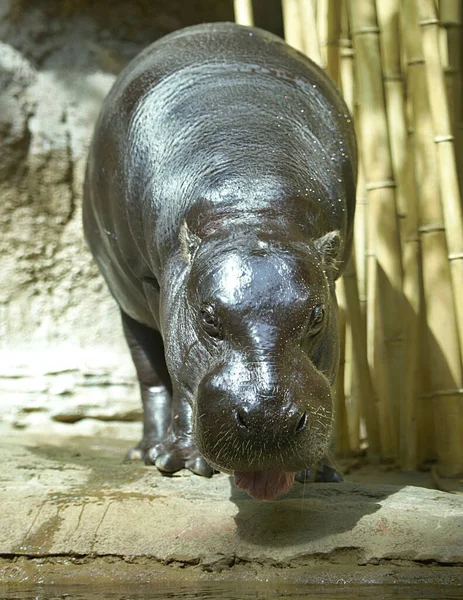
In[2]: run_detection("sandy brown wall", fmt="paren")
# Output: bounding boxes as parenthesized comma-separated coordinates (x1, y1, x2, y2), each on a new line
(0, 0, 234, 429)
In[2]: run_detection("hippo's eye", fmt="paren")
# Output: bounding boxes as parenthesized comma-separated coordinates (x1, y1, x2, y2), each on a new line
(200, 304, 222, 338)
(309, 305, 325, 334)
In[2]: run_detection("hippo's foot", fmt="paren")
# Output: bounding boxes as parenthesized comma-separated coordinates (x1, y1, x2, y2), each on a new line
(295, 452, 343, 484)
(125, 437, 159, 462)
(130, 433, 214, 477)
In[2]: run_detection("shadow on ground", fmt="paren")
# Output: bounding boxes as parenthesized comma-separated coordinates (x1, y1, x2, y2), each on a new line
(228, 475, 394, 548)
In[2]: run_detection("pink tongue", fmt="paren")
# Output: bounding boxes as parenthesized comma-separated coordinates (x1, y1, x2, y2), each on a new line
(234, 471, 295, 500)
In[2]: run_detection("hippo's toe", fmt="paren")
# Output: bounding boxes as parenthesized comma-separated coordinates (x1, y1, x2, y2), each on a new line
(134, 435, 214, 477)
(295, 452, 344, 483)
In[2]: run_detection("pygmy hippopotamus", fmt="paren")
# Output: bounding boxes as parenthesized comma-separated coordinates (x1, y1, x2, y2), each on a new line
(83, 22, 357, 501)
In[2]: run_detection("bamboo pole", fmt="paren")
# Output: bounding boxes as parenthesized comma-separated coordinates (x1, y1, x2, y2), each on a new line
(325, 0, 342, 85)
(339, 6, 368, 319)
(282, 0, 305, 52)
(403, 3, 449, 468)
(334, 281, 351, 456)
(461, 3, 463, 196)
(282, 0, 322, 65)
(339, 1, 355, 113)
(354, 163, 368, 321)
(318, 0, 329, 67)
(371, 295, 395, 459)
(376, 0, 421, 470)
(340, 26, 382, 458)
(338, 1, 375, 456)
(439, 0, 462, 194)
(301, 0, 323, 65)
(233, 0, 254, 26)
(350, 163, 367, 454)
(415, 0, 463, 476)
(399, 101, 422, 472)
(417, 283, 436, 465)
(348, 0, 405, 462)
(341, 251, 381, 460)
(344, 317, 360, 451)
(376, 1, 407, 231)
(376, 0, 404, 462)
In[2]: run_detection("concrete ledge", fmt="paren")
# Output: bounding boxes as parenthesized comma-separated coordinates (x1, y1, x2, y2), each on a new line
(0, 434, 462, 586)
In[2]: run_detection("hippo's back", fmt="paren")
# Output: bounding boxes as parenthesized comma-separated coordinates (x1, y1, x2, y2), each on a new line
(83, 22, 357, 328)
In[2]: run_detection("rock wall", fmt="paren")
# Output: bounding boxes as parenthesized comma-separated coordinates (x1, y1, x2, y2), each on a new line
(0, 0, 234, 429)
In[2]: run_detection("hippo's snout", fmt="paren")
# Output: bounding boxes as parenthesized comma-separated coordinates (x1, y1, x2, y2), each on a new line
(195, 358, 333, 475)
(234, 405, 308, 436)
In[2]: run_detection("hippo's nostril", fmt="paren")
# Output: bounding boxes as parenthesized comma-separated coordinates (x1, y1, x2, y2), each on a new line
(295, 412, 308, 434)
(235, 408, 248, 429)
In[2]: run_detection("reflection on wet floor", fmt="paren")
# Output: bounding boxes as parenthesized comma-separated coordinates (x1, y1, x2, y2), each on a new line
(2, 583, 463, 600)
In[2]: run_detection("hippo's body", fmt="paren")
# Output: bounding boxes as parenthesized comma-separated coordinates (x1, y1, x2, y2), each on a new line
(83, 22, 357, 500)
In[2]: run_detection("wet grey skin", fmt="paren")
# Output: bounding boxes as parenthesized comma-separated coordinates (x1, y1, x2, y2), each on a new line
(83, 22, 357, 500)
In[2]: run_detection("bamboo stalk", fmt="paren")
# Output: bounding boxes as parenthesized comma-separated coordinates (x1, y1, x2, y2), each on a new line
(344, 317, 360, 451)
(282, 0, 322, 65)
(461, 4, 463, 196)
(404, 1, 463, 476)
(342, 252, 381, 460)
(325, 0, 342, 84)
(339, 6, 368, 320)
(372, 295, 395, 459)
(338, 1, 371, 456)
(339, 0, 355, 112)
(348, 0, 405, 462)
(377, 0, 421, 470)
(282, 0, 306, 54)
(350, 133, 369, 457)
(301, 0, 322, 65)
(417, 286, 436, 465)
(334, 280, 351, 456)
(376, 1, 407, 229)
(364, 174, 377, 452)
(403, 3, 443, 469)
(341, 31, 382, 461)
(354, 162, 368, 321)
(373, 8, 406, 469)
(233, 0, 254, 26)
(317, 0, 329, 67)
(439, 0, 462, 184)
(400, 103, 422, 471)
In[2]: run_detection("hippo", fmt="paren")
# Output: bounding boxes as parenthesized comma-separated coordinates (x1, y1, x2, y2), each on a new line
(83, 22, 357, 501)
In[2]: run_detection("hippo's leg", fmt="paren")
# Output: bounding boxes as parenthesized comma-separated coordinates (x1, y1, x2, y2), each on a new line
(295, 451, 343, 484)
(147, 390, 214, 477)
(121, 310, 172, 460)
(121, 311, 213, 477)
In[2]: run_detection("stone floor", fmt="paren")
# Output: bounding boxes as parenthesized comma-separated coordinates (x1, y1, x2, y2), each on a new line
(0, 427, 462, 587)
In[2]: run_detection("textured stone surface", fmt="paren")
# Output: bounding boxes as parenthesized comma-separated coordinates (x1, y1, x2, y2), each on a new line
(0, 432, 462, 586)
(0, 0, 233, 425)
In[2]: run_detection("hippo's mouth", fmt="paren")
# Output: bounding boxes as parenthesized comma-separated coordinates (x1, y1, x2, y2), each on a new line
(234, 471, 295, 501)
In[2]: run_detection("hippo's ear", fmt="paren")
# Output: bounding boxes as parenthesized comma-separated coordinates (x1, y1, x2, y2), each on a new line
(314, 230, 341, 270)
(179, 220, 201, 264)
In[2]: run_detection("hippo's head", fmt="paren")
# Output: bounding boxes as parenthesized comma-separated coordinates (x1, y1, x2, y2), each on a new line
(163, 221, 341, 500)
